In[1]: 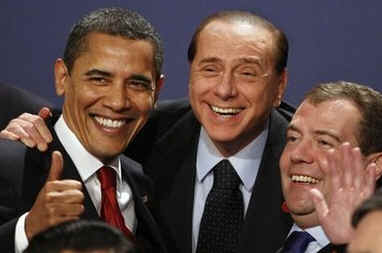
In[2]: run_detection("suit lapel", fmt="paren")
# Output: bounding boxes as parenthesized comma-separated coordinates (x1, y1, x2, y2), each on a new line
(148, 111, 200, 253)
(238, 110, 293, 253)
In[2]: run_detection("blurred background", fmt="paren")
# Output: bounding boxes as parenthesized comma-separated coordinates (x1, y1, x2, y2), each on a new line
(1, 1, 381, 107)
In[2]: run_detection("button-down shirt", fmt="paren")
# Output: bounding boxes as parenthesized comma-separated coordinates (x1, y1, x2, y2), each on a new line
(192, 125, 269, 253)
(286, 224, 330, 253)
(15, 115, 136, 252)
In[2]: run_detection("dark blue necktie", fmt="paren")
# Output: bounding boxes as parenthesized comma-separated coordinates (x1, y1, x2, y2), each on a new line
(196, 159, 244, 253)
(280, 231, 315, 253)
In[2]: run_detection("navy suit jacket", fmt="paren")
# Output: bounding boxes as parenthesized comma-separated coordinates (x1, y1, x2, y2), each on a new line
(126, 98, 294, 253)
(0, 116, 167, 253)
(0, 83, 52, 130)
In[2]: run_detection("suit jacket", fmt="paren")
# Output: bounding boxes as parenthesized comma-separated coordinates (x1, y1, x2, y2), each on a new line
(126, 98, 294, 253)
(0, 82, 53, 130)
(0, 116, 167, 253)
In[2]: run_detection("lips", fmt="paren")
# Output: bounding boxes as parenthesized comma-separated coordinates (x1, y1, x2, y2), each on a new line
(290, 174, 320, 184)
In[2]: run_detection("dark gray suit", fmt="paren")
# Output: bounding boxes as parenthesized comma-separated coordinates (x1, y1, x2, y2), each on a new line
(127, 98, 294, 253)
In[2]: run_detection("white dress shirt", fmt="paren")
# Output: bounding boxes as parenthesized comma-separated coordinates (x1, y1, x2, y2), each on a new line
(286, 224, 330, 253)
(192, 125, 269, 253)
(15, 115, 136, 253)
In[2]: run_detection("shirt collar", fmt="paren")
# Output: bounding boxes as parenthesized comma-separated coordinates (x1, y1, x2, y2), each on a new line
(289, 224, 330, 248)
(196, 123, 268, 191)
(54, 115, 121, 182)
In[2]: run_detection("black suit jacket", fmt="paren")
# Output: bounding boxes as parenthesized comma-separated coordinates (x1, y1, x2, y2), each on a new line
(127, 98, 294, 253)
(0, 117, 167, 253)
(0, 82, 53, 130)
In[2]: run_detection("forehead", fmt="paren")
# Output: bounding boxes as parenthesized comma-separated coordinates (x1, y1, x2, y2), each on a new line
(291, 99, 361, 142)
(72, 32, 155, 75)
(195, 20, 276, 63)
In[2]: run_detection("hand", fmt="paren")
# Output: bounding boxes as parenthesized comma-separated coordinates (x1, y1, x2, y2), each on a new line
(310, 142, 376, 244)
(25, 151, 84, 240)
(0, 107, 53, 151)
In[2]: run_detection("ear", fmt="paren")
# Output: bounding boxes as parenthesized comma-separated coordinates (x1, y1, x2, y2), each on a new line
(366, 152, 382, 180)
(54, 58, 70, 97)
(153, 74, 165, 104)
(273, 68, 288, 107)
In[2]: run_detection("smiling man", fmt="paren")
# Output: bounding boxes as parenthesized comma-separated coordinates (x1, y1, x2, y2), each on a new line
(0, 8, 166, 253)
(0, 10, 294, 253)
(279, 81, 382, 253)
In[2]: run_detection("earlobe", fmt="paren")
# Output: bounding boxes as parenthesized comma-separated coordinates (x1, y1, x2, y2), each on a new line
(374, 154, 382, 180)
(153, 74, 165, 104)
(54, 58, 69, 96)
(273, 69, 288, 107)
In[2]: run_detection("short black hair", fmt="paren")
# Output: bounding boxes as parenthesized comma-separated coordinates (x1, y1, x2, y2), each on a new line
(63, 7, 163, 79)
(352, 190, 382, 228)
(24, 220, 140, 253)
(187, 10, 288, 74)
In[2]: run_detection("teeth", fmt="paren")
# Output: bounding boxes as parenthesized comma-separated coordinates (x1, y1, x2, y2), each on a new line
(94, 116, 125, 128)
(291, 174, 319, 184)
(211, 105, 242, 115)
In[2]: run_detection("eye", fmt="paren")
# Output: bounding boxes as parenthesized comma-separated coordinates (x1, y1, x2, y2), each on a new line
(317, 138, 335, 149)
(89, 77, 109, 85)
(286, 132, 300, 143)
(127, 79, 153, 91)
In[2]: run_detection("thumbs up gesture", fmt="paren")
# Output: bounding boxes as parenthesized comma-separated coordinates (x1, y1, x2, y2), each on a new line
(25, 151, 84, 240)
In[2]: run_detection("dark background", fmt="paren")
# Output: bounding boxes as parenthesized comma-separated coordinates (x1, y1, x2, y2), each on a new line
(1, 1, 381, 107)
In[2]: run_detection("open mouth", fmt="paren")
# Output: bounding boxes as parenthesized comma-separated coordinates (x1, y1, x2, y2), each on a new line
(290, 174, 320, 184)
(210, 105, 243, 116)
(93, 115, 127, 129)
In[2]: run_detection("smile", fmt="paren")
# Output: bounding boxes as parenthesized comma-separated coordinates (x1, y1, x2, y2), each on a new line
(210, 105, 243, 115)
(291, 174, 320, 184)
(94, 116, 126, 128)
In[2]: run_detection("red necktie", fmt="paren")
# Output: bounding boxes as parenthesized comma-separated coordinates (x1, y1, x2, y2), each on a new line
(97, 166, 135, 240)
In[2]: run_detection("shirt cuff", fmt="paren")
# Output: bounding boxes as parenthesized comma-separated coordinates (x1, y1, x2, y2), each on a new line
(15, 212, 29, 253)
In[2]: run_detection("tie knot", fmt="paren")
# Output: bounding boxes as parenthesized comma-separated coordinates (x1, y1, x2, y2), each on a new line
(282, 231, 315, 253)
(97, 166, 116, 190)
(213, 159, 241, 189)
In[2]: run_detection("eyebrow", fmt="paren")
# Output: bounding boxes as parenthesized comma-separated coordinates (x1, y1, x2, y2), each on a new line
(198, 57, 221, 65)
(129, 74, 152, 84)
(236, 57, 261, 65)
(85, 69, 112, 77)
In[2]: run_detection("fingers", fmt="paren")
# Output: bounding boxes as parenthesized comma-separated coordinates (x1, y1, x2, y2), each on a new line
(310, 188, 329, 219)
(0, 129, 20, 140)
(47, 151, 64, 181)
(2, 112, 52, 151)
(38, 107, 52, 120)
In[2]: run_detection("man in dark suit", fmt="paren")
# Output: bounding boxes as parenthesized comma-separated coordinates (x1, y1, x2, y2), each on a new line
(1, 10, 294, 253)
(0, 83, 52, 130)
(278, 81, 382, 253)
(0, 8, 166, 253)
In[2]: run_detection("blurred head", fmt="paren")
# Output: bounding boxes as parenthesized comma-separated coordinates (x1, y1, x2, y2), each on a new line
(348, 191, 382, 253)
(188, 10, 288, 156)
(55, 8, 164, 164)
(280, 81, 382, 227)
(24, 220, 140, 253)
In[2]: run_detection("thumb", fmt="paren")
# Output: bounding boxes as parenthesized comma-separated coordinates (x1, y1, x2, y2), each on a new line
(310, 188, 329, 221)
(47, 151, 64, 181)
(38, 107, 52, 120)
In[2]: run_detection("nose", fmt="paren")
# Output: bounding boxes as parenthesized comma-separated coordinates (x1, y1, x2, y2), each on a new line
(289, 139, 314, 164)
(214, 71, 237, 99)
(103, 82, 131, 112)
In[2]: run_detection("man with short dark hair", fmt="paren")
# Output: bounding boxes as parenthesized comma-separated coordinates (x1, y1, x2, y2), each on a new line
(0, 7, 166, 253)
(24, 220, 140, 253)
(279, 81, 382, 252)
(347, 190, 382, 253)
